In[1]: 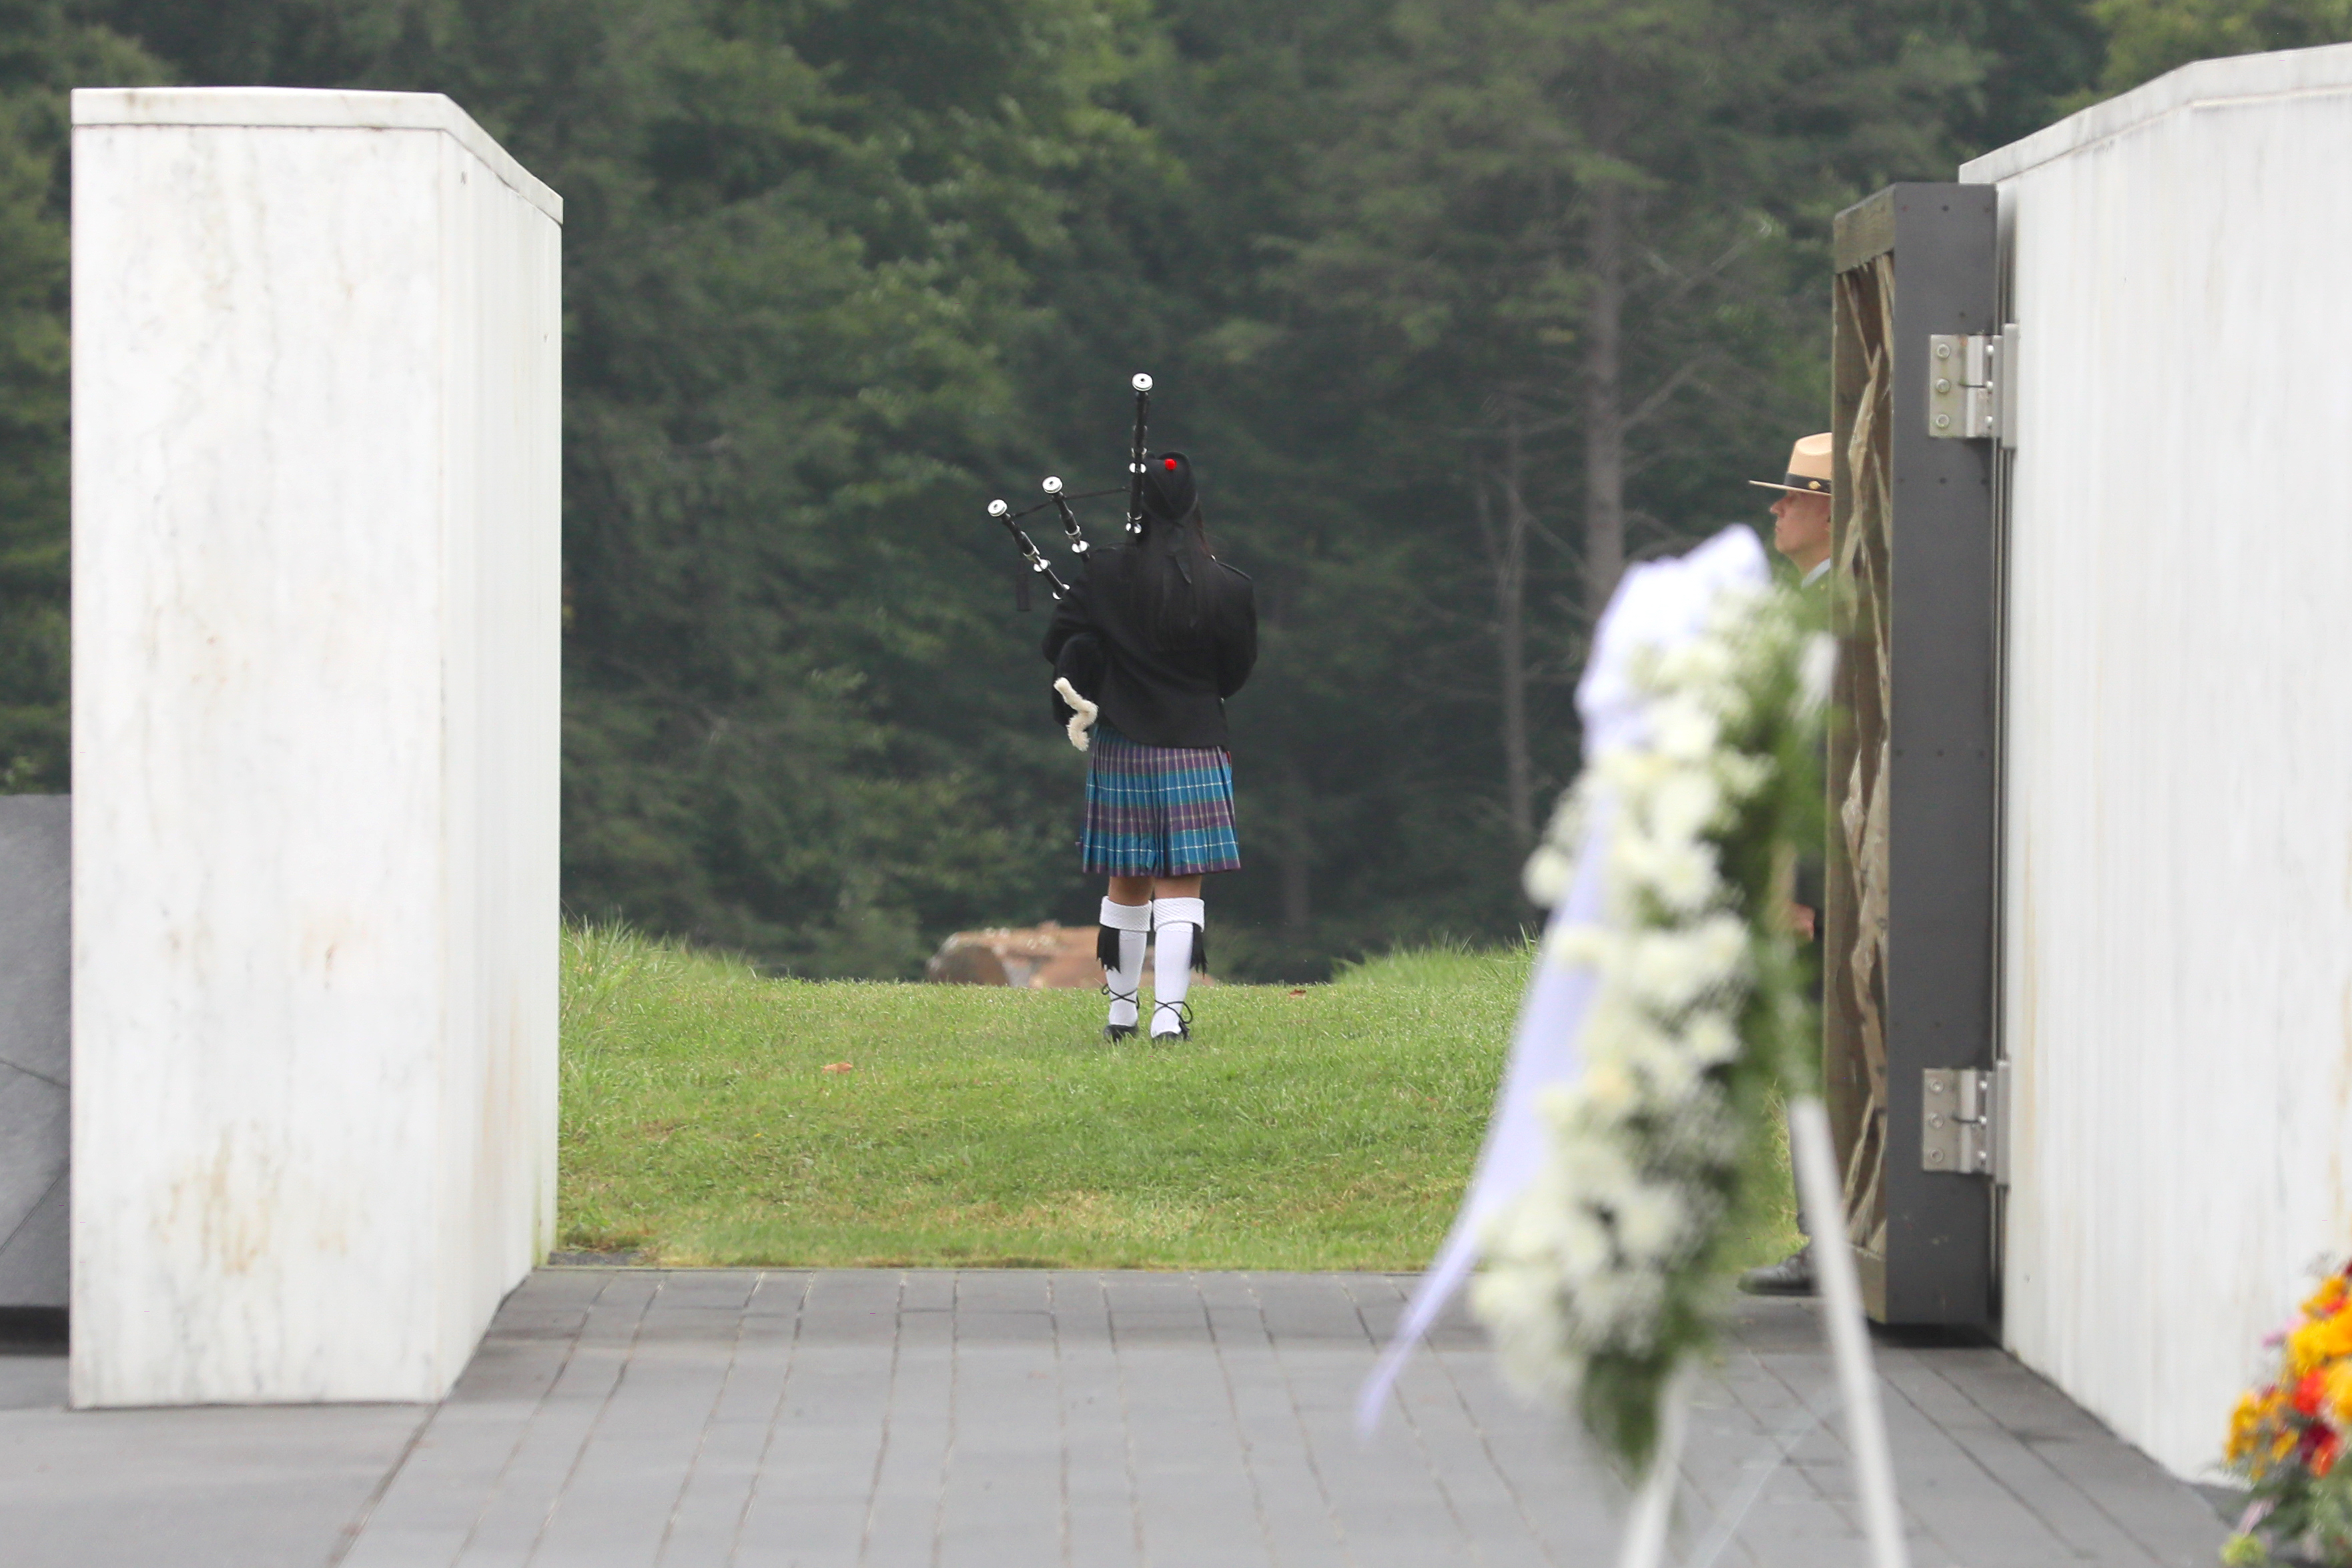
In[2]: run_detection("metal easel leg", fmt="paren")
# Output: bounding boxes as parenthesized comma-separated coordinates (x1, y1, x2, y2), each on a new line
(1615, 1363, 1694, 1568)
(1789, 1095, 1910, 1568)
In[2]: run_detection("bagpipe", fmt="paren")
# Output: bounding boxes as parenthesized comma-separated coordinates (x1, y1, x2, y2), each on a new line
(986, 372, 1154, 611)
(986, 373, 1156, 751)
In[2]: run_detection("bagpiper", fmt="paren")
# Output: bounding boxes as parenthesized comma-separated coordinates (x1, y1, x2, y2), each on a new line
(1043, 447, 1256, 1040)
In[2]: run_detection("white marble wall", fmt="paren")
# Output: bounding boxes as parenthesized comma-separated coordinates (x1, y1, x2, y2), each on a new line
(70, 89, 561, 1405)
(1964, 47, 2352, 1479)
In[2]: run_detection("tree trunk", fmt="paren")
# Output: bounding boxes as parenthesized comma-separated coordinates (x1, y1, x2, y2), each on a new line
(1479, 434, 1534, 849)
(1582, 173, 1627, 626)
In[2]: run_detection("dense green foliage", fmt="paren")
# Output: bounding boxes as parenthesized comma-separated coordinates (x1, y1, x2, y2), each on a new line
(0, 1, 161, 789)
(2, 0, 2327, 973)
(556, 923, 1800, 1269)
(2090, 0, 2352, 95)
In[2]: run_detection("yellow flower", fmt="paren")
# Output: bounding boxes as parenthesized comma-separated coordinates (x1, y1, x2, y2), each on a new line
(2227, 1391, 2265, 1464)
(2304, 1274, 2348, 1319)
(2287, 1311, 2352, 1377)
(2324, 1363, 2352, 1429)
(2233, 1388, 2293, 1479)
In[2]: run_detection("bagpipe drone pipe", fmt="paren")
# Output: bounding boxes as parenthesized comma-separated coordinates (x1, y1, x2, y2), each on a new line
(984, 373, 1155, 750)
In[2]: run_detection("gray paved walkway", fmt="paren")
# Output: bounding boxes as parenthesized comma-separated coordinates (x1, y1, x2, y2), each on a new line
(0, 1270, 2228, 1567)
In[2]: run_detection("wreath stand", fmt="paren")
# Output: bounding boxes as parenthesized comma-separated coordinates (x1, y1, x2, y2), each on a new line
(1617, 1099, 1909, 1568)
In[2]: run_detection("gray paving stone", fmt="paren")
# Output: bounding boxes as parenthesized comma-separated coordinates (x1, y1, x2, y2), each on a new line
(952, 1307, 1055, 1344)
(743, 1272, 813, 1318)
(1107, 1308, 1209, 1337)
(893, 1270, 955, 1312)
(532, 1445, 697, 1565)
(0, 1400, 428, 1568)
(1258, 1278, 1373, 1341)
(728, 1495, 871, 1565)
(649, 1271, 762, 1307)
(341, 1431, 504, 1541)
(953, 1269, 1053, 1310)
(1064, 1498, 1144, 1568)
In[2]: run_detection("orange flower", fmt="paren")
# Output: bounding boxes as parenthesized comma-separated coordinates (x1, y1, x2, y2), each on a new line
(2316, 1428, 2343, 1478)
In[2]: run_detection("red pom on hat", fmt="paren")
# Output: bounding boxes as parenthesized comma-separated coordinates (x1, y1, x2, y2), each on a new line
(1163, 456, 1178, 470)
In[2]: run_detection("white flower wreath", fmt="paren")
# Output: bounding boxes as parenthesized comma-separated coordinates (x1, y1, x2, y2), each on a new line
(1473, 544, 1829, 1469)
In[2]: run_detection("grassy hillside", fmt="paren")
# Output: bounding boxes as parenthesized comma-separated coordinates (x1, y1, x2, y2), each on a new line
(557, 926, 1802, 1272)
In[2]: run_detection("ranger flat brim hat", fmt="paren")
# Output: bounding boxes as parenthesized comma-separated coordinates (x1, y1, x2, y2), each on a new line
(1749, 431, 1834, 496)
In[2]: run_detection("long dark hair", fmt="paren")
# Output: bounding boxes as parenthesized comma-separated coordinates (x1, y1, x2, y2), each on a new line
(1137, 504, 1216, 650)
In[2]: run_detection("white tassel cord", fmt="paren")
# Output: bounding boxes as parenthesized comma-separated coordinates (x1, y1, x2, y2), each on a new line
(1054, 677, 1098, 753)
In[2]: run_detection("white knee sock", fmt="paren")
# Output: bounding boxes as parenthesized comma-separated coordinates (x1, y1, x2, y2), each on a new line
(1150, 897, 1204, 1037)
(1100, 898, 1150, 1030)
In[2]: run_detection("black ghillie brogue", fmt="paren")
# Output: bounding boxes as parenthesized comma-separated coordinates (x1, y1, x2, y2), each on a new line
(1100, 975, 1140, 1044)
(1737, 1244, 1816, 1297)
(1148, 1000, 1193, 1042)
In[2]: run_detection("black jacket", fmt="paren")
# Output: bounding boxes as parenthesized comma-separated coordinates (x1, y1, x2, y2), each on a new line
(1043, 545, 1257, 750)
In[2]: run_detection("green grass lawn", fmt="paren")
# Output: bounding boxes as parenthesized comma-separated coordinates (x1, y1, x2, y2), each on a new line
(558, 925, 1804, 1272)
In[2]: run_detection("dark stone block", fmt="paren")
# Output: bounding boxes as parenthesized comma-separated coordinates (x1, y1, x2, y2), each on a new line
(0, 795, 67, 1310)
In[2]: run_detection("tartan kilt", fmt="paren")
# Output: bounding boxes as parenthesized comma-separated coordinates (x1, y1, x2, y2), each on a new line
(1080, 722, 1241, 877)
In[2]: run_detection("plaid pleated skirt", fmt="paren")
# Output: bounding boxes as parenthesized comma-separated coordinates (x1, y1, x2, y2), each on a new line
(1080, 722, 1242, 876)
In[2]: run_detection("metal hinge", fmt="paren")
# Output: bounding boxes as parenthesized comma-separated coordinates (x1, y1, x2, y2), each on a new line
(1920, 1062, 2010, 1183)
(1924, 326, 2018, 448)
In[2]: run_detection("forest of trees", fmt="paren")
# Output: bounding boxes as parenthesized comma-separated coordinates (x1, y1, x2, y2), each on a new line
(0, 0, 2340, 977)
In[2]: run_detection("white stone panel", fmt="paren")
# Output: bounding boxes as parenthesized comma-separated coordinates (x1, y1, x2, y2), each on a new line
(70, 89, 560, 1405)
(1964, 46, 2352, 1479)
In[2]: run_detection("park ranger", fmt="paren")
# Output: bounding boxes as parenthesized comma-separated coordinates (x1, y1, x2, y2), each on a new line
(1741, 430, 1833, 1297)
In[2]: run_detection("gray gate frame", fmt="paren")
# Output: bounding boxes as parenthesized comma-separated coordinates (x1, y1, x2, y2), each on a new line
(1828, 183, 2001, 1327)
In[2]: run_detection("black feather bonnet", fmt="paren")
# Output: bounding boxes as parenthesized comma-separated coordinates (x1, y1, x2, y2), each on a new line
(1141, 450, 1197, 523)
